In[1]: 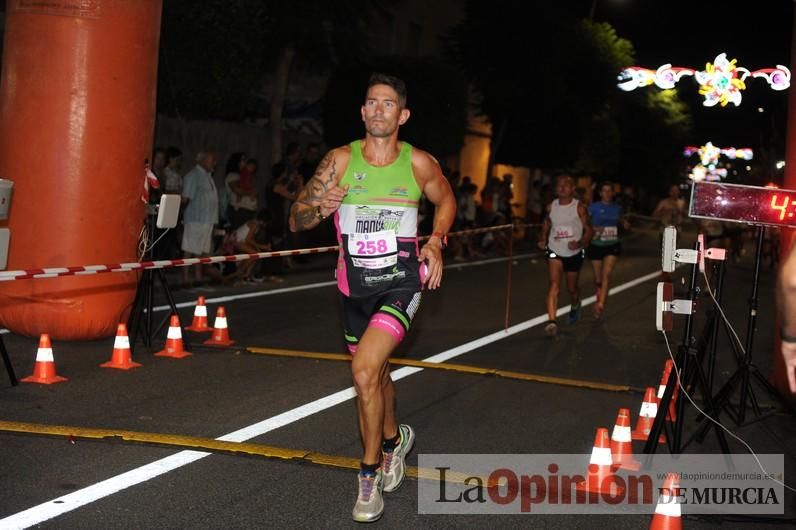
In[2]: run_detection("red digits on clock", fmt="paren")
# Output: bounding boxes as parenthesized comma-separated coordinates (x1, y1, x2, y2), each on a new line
(771, 194, 790, 221)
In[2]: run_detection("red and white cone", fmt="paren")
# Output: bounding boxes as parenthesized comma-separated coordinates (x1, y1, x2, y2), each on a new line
(21, 334, 68, 384)
(575, 427, 625, 496)
(204, 306, 235, 346)
(656, 360, 679, 422)
(610, 408, 641, 471)
(185, 295, 212, 332)
(649, 473, 682, 530)
(632, 387, 667, 443)
(101, 323, 142, 370)
(155, 314, 192, 358)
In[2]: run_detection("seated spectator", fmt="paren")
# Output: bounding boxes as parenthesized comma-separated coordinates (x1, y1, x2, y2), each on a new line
(230, 209, 282, 283)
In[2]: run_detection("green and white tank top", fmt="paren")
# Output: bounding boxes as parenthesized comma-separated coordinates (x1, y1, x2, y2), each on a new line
(334, 140, 423, 297)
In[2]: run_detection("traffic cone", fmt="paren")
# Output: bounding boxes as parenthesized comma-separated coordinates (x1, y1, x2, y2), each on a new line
(155, 314, 192, 358)
(632, 387, 667, 443)
(656, 360, 679, 422)
(21, 334, 68, 384)
(610, 408, 641, 471)
(100, 323, 141, 370)
(649, 473, 682, 530)
(204, 306, 235, 346)
(185, 295, 212, 332)
(575, 427, 625, 496)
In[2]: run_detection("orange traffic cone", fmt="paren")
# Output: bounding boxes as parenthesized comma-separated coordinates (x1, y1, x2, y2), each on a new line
(155, 314, 192, 358)
(185, 295, 212, 332)
(656, 360, 679, 422)
(632, 387, 667, 443)
(649, 473, 682, 530)
(204, 306, 235, 346)
(610, 408, 641, 471)
(100, 323, 142, 370)
(21, 334, 68, 384)
(575, 427, 625, 496)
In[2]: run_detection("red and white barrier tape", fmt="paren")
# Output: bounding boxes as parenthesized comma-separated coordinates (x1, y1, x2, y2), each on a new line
(0, 246, 339, 282)
(0, 225, 521, 282)
(418, 223, 513, 241)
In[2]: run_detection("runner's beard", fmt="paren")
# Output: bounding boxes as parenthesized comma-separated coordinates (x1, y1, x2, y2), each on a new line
(366, 119, 397, 138)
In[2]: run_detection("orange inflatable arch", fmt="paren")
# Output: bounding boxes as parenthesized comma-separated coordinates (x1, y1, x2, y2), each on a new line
(0, 1, 162, 340)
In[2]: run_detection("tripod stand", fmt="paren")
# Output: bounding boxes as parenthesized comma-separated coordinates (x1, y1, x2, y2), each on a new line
(1, 334, 17, 385)
(708, 225, 785, 425)
(127, 209, 183, 355)
(644, 239, 730, 457)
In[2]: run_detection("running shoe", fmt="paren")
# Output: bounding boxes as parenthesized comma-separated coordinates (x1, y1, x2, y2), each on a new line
(352, 469, 384, 523)
(568, 301, 581, 324)
(544, 320, 558, 337)
(382, 424, 416, 493)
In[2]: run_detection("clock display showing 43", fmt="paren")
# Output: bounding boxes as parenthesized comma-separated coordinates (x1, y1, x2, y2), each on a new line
(690, 182, 796, 228)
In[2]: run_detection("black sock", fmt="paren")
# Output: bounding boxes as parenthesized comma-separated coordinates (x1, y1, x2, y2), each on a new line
(382, 432, 401, 453)
(360, 462, 380, 476)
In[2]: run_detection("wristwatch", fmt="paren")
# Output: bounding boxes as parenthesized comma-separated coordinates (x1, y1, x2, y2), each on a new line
(430, 231, 448, 249)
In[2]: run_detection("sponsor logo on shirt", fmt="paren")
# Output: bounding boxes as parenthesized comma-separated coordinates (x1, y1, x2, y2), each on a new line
(389, 186, 409, 197)
(354, 208, 405, 233)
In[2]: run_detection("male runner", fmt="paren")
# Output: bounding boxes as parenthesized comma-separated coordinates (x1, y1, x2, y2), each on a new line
(537, 174, 593, 336)
(289, 73, 456, 522)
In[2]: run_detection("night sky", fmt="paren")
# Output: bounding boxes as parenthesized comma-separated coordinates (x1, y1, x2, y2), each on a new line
(592, 0, 793, 151)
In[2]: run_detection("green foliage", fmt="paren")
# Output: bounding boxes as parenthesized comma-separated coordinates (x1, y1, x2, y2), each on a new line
(157, 0, 392, 120)
(615, 90, 692, 192)
(322, 58, 468, 157)
(451, 2, 691, 184)
(451, 4, 637, 168)
(157, 0, 268, 120)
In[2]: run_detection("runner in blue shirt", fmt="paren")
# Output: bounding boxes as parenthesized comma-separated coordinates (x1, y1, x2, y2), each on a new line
(587, 182, 629, 318)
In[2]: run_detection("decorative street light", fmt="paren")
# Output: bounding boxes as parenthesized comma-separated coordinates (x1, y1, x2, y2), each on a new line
(618, 53, 790, 107)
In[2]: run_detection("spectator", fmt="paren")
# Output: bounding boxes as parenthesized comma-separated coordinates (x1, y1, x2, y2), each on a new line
(231, 209, 272, 283)
(181, 151, 220, 286)
(162, 146, 183, 194)
(270, 141, 303, 244)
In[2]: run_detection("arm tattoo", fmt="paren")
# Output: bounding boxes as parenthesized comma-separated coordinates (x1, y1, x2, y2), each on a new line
(293, 207, 318, 230)
(291, 151, 339, 229)
(297, 152, 337, 207)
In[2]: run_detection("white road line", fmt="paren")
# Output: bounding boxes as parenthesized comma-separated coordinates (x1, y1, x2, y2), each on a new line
(0, 269, 661, 529)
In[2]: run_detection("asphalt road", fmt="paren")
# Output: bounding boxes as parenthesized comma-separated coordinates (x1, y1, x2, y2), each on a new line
(0, 228, 794, 529)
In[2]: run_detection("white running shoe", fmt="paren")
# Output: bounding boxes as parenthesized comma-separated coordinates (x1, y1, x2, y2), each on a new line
(352, 469, 384, 523)
(382, 424, 415, 493)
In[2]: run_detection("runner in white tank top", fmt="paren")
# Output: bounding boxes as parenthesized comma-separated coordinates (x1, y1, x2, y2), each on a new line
(537, 175, 593, 336)
(548, 198, 584, 257)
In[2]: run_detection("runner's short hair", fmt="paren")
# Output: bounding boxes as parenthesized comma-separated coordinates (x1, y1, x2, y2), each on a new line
(367, 73, 408, 107)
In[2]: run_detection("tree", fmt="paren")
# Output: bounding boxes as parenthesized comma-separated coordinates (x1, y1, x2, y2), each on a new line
(157, 0, 268, 120)
(451, 4, 632, 170)
(157, 0, 389, 158)
(450, 1, 690, 184)
(256, 0, 392, 160)
(614, 90, 691, 192)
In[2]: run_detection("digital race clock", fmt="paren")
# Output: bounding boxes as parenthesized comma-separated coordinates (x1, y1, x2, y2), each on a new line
(689, 181, 796, 228)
